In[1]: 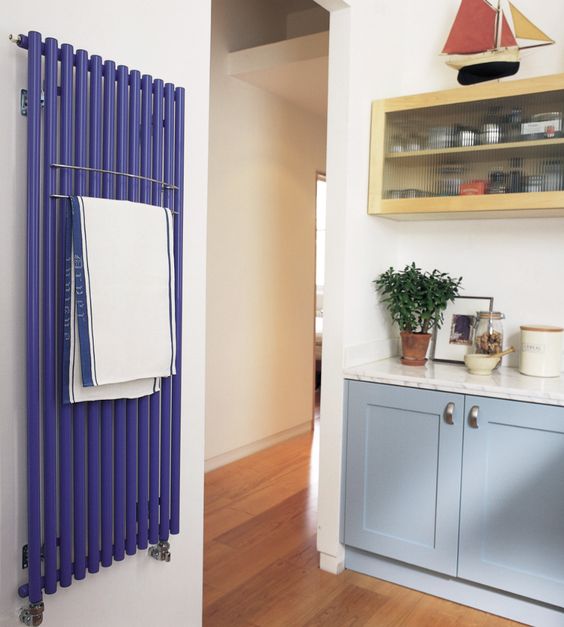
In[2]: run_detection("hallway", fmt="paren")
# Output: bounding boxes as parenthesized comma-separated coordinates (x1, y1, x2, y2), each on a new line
(203, 428, 515, 626)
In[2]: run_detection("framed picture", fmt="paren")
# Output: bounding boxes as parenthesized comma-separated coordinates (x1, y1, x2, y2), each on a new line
(432, 296, 494, 363)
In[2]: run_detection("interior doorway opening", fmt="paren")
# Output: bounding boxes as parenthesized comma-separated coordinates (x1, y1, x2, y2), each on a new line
(205, 0, 328, 467)
(314, 172, 327, 422)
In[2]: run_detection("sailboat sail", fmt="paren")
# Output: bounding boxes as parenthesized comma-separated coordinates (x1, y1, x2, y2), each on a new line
(509, 2, 554, 48)
(500, 14, 517, 48)
(442, 0, 498, 54)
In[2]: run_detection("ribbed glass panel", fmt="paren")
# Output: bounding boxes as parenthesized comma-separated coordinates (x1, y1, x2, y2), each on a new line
(383, 90, 564, 199)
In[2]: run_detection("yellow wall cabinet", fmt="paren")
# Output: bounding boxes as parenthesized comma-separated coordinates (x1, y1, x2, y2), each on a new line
(368, 74, 564, 220)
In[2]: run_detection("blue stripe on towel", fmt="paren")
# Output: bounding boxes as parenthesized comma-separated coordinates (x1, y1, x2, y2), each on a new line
(79, 197, 98, 385)
(163, 207, 174, 376)
(71, 197, 95, 388)
(62, 200, 74, 404)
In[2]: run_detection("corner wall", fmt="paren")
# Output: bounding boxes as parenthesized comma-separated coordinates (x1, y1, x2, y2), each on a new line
(318, 0, 564, 568)
(205, 0, 327, 464)
(0, 2, 210, 625)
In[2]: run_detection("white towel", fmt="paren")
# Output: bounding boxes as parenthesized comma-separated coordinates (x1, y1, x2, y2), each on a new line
(63, 196, 176, 403)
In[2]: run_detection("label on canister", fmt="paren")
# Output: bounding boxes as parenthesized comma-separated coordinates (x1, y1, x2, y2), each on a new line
(519, 326, 563, 377)
(521, 119, 563, 135)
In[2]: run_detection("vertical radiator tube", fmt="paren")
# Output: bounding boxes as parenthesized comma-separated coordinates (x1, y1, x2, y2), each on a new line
(26, 29, 43, 606)
(100, 59, 116, 568)
(100, 393, 113, 565)
(113, 64, 129, 561)
(114, 395, 126, 561)
(73, 48, 89, 581)
(170, 87, 185, 534)
(137, 73, 153, 550)
(43, 36, 58, 594)
(149, 79, 164, 545)
(87, 54, 103, 574)
(58, 41, 74, 588)
(125, 70, 141, 556)
(159, 82, 175, 542)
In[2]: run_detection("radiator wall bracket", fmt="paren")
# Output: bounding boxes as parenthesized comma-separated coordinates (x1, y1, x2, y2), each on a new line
(148, 541, 171, 562)
(19, 602, 44, 626)
(20, 89, 44, 117)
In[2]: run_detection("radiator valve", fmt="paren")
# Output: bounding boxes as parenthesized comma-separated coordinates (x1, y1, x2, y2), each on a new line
(19, 602, 44, 626)
(149, 541, 171, 562)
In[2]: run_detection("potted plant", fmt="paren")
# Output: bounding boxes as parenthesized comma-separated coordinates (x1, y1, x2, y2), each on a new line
(375, 263, 462, 366)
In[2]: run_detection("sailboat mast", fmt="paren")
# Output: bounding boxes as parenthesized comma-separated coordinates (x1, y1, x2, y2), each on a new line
(495, 0, 502, 48)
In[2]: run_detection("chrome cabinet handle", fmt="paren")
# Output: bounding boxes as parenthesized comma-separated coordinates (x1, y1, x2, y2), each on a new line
(443, 402, 455, 425)
(469, 405, 479, 429)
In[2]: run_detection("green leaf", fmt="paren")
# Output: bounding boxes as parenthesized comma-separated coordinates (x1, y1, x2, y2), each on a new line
(374, 263, 462, 333)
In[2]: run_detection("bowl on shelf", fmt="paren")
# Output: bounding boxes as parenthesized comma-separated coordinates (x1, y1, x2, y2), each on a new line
(464, 353, 501, 375)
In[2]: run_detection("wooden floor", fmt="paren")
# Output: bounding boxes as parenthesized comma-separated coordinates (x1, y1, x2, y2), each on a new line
(203, 424, 518, 626)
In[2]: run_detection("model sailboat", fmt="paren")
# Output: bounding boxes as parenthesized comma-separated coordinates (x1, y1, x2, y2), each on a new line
(442, 0, 554, 85)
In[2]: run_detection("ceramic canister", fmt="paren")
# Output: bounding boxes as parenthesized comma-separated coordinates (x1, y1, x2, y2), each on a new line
(519, 325, 563, 377)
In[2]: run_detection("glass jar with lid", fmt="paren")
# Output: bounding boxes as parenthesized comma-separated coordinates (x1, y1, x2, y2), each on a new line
(542, 159, 563, 191)
(507, 157, 524, 193)
(437, 164, 465, 196)
(473, 312, 505, 368)
(487, 170, 507, 194)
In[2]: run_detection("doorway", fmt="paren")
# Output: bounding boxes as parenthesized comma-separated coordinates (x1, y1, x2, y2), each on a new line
(205, 0, 329, 470)
(314, 172, 327, 422)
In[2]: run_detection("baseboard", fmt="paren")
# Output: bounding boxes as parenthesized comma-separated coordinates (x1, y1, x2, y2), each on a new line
(346, 547, 564, 626)
(319, 551, 345, 575)
(204, 420, 311, 472)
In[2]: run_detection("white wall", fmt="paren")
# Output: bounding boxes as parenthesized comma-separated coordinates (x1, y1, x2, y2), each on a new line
(393, 0, 564, 365)
(286, 6, 329, 39)
(318, 0, 564, 568)
(205, 0, 327, 465)
(221, 0, 287, 51)
(342, 0, 564, 365)
(0, 2, 210, 626)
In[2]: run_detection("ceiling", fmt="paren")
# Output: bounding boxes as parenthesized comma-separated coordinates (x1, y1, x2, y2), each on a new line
(271, 0, 321, 12)
(228, 32, 329, 118)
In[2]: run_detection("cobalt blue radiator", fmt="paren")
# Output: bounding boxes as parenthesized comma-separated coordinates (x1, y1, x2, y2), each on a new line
(14, 31, 185, 625)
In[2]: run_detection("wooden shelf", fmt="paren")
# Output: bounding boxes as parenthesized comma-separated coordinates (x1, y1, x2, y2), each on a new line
(385, 138, 564, 161)
(368, 73, 564, 220)
(371, 191, 564, 221)
(380, 73, 564, 112)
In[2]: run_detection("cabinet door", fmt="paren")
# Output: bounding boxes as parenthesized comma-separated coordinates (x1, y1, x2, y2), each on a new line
(459, 395, 564, 607)
(344, 381, 464, 576)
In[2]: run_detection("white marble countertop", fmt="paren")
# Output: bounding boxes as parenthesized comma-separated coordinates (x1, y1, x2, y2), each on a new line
(344, 358, 564, 407)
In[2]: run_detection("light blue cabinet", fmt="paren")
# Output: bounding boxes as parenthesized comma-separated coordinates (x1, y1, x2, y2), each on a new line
(344, 380, 564, 609)
(343, 381, 464, 575)
(458, 395, 564, 607)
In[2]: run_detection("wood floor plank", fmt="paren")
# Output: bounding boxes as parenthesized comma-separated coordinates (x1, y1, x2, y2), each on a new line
(251, 543, 352, 627)
(301, 584, 388, 626)
(205, 515, 316, 594)
(204, 505, 254, 543)
(232, 469, 317, 516)
(205, 541, 313, 626)
(346, 573, 424, 627)
(205, 433, 312, 514)
(400, 593, 513, 627)
(215, 488, 316, 550)
(203, 583, 224, 610)
(203, 424, 519, 627)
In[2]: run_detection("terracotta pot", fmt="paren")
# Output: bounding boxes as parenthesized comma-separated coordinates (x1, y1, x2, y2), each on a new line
(400, 332, 431, 366)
